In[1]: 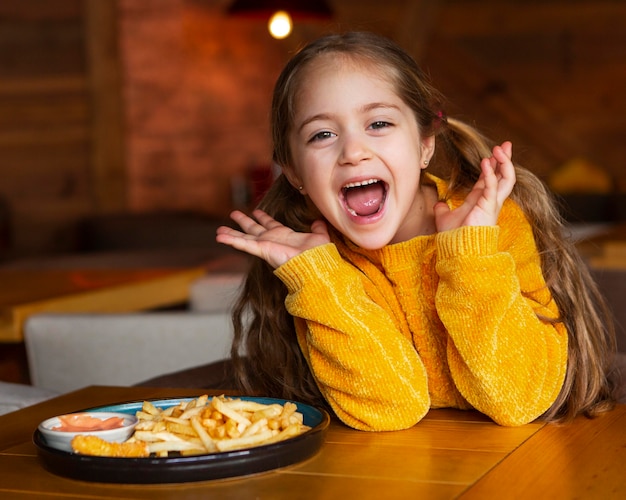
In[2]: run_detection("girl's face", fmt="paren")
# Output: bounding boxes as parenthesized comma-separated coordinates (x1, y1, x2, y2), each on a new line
(286, 55, 435, 249)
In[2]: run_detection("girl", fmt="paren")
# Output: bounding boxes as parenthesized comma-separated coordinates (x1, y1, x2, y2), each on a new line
(216, 32, 617, 431)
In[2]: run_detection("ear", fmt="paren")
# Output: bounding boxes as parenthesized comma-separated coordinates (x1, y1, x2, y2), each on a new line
(282, 166, 306, 194)
(421, 135, 435, 169)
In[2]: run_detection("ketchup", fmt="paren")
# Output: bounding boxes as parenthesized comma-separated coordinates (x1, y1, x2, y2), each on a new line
(53, 414, 125, 432)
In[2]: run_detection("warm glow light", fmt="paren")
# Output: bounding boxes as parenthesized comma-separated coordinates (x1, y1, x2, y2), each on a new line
(268, 11, 292, 39)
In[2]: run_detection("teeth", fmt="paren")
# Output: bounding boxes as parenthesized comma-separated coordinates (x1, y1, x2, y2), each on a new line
(343, 179, 378, 189)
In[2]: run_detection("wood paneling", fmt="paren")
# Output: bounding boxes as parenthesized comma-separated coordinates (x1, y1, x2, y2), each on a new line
(84, 0, 126, 214)
(0, 0, 90, 257)
(0, 0, 125, 258)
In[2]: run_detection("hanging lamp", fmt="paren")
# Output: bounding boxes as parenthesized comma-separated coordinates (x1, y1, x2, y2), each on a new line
(227, 0, 332, 39)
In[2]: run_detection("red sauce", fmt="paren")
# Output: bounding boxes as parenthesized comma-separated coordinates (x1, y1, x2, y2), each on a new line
(52, 414, 125, 432)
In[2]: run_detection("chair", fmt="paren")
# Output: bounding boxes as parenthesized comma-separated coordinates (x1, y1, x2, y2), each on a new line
(189, 272, 244, 312)
(24, 312, 234, 393)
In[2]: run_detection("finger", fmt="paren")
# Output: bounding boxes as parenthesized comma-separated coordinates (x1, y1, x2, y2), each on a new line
(496, 165, 516, 202)
(229, 210, 255, 227)
(480, 158, 498, 203)
(434, 200, 474, 232)
(228, 209, 247, 222)
(480, 153, 498, 180)
(490, 146, 516, 201)
(229, 210, 267, 237)
(310, 219, 329, 236)
(433, 201, 452, 231)
(491, 146, 511, 167)
(216, 233, 267, 260)
(433, 201, 451, 218)
(250, 209, 284, 230)
(216, 225, 244, 238)
(216, 225, 232, 236)
(468, 165, 492, 204)
(215, 228, 261, 248)
(500, 141, 513, 158)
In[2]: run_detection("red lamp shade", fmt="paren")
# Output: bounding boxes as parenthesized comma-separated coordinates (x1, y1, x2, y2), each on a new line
(227, 0, 333, 19)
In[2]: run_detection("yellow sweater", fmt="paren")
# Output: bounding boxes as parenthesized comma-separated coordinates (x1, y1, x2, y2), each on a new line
(274, 176, 568, 431)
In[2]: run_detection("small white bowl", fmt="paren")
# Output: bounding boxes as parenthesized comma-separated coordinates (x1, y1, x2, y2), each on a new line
(38, 411, 138, 453)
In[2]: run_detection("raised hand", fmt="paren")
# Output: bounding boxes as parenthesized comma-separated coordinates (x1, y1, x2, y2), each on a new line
(216, 209, 330, 269)
(433, 141, 516, 232)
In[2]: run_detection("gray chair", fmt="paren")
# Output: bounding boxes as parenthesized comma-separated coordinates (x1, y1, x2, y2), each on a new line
(24, 311, 234, 393)
(22, 271, 245, 394)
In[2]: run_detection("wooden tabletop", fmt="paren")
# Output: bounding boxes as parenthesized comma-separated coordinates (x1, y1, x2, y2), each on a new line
(0, 267, 208, 342)
(0, 386, 624, 499)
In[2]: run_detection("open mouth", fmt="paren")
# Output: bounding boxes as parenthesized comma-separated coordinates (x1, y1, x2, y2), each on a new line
(341, 179, 387, 217)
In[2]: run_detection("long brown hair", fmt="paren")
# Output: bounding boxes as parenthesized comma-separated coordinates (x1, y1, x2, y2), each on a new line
(230, 31, 617, 421)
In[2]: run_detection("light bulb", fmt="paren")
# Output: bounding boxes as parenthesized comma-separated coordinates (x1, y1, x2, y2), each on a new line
(268, 11, 292, 39)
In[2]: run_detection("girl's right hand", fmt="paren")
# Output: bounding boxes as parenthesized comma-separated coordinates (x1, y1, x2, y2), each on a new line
(216, 209, 330, 269)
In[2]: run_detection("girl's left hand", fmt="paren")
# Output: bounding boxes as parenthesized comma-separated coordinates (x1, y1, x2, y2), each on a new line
(433, 141, 516, 231)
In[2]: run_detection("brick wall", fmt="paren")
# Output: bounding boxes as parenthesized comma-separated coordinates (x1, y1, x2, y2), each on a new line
(118, 0, 291, 216)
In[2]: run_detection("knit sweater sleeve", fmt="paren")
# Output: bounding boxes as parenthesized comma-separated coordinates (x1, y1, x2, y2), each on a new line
(274, 244, 431, 431)
(435, 200, 568, 426)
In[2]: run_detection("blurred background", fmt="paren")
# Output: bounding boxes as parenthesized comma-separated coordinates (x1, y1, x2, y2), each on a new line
(1, 0, 625, 260)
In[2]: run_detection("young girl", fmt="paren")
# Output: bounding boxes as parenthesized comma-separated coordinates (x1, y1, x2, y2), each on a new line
(216, 31, 617, 431)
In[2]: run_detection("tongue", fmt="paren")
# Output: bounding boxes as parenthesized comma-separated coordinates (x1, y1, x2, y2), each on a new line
(345, 183, 384, 216)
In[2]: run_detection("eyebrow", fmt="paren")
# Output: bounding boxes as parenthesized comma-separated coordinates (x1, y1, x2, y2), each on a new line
(296, 102, 400, 133)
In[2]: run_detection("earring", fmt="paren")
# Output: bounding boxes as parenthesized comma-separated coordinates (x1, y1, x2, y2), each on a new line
(423, 160, 429, 166)
(298, 185, 303, 190)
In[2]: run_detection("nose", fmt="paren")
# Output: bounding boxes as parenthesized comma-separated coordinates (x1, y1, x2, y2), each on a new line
(338, 132, 371, 166)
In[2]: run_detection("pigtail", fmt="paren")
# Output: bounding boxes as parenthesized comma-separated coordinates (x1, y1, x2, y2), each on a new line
(430, 117, 492, 193)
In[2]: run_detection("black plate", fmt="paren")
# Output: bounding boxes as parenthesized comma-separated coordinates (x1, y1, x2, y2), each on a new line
(34, 396, 330, 484)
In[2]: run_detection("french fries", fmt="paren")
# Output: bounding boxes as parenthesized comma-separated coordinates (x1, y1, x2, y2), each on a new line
(71, 395, 311, 458)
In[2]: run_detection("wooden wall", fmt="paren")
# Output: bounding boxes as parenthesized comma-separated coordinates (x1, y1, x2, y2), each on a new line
(0, 0, 87, 258)
(0, 0, 124, 259)
(1, 0, 625, 258)
(117, 0, 286, 215)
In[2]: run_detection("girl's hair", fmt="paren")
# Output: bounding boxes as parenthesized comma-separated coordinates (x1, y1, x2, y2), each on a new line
(230, 31, 618, 421)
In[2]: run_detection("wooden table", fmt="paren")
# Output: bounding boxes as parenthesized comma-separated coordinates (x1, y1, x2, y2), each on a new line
(0, 386, 624, 499)
(0, 267, 208, 342)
